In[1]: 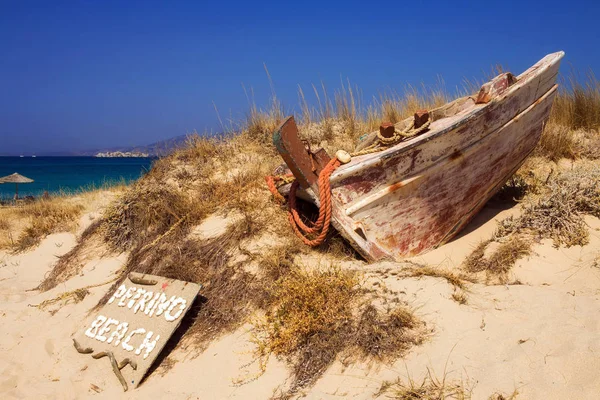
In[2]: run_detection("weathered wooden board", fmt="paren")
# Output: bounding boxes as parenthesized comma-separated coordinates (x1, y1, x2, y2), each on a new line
(73, 273, 201, 389)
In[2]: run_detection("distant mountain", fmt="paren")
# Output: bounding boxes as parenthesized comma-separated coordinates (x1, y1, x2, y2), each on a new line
(2, 134, 192, 157)
(85, 134, 190, 157)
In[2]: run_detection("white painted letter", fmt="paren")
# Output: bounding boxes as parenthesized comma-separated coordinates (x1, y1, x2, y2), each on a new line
(95, 318, 119, 342)
(121, 328, 146, 352)
(118, 286, 137, 307)
(108, 285, 127, 304)
(135, 331, 161, 359)
(134, 291, 154, 314)
(144, 292, 163, 316)
(127, 288, 146, 309)
(165, 297, 187, 322)
(107, 322, 129, 346)
(85, 315, 107, 339)
(155, 295, 176, 317)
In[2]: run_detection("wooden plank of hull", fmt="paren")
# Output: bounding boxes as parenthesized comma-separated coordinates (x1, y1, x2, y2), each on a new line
(331, 85, 558, 261)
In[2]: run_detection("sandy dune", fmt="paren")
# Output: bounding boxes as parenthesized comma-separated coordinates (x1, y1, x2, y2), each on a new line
(1, 202, 599, 399)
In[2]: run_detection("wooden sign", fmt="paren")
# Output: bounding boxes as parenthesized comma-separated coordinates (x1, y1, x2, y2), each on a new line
(73, 273, 201, 391)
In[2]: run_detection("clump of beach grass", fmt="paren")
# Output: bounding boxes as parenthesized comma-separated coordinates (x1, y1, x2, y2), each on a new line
(550, 71, 600, 132)
(256, 266, 424, 398)
(537, 71, 600, 162)
(463, 161, 600, 282)
(0, 216, 13, 248)
(376, 368, 472, 400)
(462, 236, 532, 283)
(11, 198, 84, 251)
(536, 123, 578, 161)
(496, 161, 600, 247)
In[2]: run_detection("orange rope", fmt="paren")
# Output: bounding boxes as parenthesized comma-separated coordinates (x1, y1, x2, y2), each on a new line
(265, 174, 291, 204)
(266, 157, 341, 246)
(280, 158, 343, 246)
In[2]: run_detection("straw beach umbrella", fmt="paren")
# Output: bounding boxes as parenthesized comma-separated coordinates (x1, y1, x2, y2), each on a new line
(0, 173, 34, 199)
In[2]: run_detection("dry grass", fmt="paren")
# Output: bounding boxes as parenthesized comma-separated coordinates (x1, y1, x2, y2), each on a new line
(464, 161, 600, 282)
(377, 369, 471, 399)
(1, 198, 85, 252)
(550, 71, 600, 132)
(539, 72, 600, 161)
(488, 391, 519, 400)
(392, 265, 474, 304)
(400, 265, 473, 291)
(462, 236, 532, 282)
(536, 123, 577, 161)
(496, 161, 600, 247)
(256, 266, 424, 397)
(0, 215, 12, 248)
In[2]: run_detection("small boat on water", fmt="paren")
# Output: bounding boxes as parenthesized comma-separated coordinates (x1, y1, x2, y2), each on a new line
(272, 52, 564, 262)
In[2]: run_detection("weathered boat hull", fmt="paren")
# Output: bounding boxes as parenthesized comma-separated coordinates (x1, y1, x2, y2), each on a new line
(274, 52, 564, 261)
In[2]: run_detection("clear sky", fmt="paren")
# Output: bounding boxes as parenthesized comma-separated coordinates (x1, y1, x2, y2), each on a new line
(1, 0, 599, 154)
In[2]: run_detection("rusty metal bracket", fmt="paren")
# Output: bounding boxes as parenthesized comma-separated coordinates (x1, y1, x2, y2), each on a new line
(272, 116, 331, 192)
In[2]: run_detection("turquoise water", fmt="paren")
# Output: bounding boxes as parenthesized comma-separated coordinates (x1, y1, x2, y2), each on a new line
(0, 157, 154, 199)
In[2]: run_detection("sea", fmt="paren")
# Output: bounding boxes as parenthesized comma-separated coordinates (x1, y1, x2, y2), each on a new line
(0, 157, 154, 200)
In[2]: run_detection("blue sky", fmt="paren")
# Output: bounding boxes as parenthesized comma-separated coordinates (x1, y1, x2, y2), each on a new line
(1, 0, 599, 154)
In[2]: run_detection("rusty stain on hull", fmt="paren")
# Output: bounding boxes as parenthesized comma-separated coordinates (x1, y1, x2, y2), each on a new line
(273, 51, 564, 262)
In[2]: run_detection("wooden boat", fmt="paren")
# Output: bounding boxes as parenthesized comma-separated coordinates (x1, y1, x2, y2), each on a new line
(272, 52, 564, 262)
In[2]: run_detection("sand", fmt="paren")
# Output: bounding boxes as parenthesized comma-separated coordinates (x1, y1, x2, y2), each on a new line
(1, 201, 600, 399)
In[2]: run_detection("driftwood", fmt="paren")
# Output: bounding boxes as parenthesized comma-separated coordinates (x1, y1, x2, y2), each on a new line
(128, 273, 158, 286)
(72, 338, 93, 354)
(118, 358, 138, 371)
(92, 351, 128, 392)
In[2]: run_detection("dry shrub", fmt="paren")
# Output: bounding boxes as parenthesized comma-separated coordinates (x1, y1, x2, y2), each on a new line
(398, 265, 473, 291)
(0, 216, 10, 231)
(463, 162, 600, 282)
(463, 236, 531, 281)
(496, 162, 600, 247)
(259, 267, 357, 358)
(256, 267, 424, 397)
(354, 304, 421, 360)
(377, 369, 471, 399)
(488, 391, 519, 400)
(102, 182, 193, 251)
(574, 129, 600, 160)
(13, 199, 84, 251)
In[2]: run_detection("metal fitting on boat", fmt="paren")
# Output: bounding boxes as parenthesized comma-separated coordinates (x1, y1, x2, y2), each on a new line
(336, 150, 351, 164)
(379, 122, 395, 138)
